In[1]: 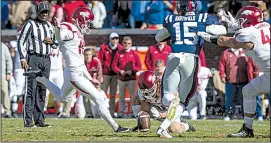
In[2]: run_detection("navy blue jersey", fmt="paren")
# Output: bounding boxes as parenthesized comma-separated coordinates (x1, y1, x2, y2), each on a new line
(164, 13, 216, 55)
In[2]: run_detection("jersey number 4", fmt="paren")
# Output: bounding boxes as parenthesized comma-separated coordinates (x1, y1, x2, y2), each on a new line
(260, 28, 270, 44)
(173, 22, 197, 45)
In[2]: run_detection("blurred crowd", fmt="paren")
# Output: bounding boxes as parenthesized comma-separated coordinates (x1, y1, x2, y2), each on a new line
(2, 0, 270, 30)
(1, 0, 270, 120)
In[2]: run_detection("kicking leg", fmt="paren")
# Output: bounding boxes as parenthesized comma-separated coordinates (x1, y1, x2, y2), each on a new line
(71, 76, 130, 132)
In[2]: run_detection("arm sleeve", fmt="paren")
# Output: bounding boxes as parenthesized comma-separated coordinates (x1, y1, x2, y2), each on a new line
(51, 26, 59, 49)
(148, 1, 163, 12)
(112, 52, 121, 73)
(234, 28, 253, 43)
(133, 53, 142, 72)
(4, 44, 13, 74)
(60, 27, 74, 41)
(99, 3, 107, 21)
(17, 21, 32, 60)
(219, 51, 226, 79)
(144, 48, 153, 70)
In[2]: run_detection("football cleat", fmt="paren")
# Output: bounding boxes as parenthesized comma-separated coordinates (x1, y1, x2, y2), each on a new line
(156, 127, 173, 138)
(227, 124, 254, 138)
(115, 126, 131, 133)
(181, 119, 196, 132)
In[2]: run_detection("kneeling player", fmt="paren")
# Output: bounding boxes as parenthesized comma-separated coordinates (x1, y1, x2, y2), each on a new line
(131, 70, 195, 132)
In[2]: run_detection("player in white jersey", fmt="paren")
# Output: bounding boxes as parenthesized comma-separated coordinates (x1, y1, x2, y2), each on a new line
(24, 7, 130, 132)
(9, 38, 25, 117)
(44, 48, 64, 114)
(197, 6, 270, 138)
(188, 66, 212, 120)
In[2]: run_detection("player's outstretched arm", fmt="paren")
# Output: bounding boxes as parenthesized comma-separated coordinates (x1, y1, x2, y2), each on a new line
(197, 32, 254, 50)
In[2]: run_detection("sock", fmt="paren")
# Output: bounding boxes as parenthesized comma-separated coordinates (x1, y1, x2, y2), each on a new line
(97, 104, 119, 131)
(160, 104, 185, 130)
(244, 116, 253, 129)
(183, 123, 189, 131)
(132, 105, 141, 117)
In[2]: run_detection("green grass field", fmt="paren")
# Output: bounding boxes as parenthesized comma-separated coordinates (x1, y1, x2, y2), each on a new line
(1, 118, 270, 142)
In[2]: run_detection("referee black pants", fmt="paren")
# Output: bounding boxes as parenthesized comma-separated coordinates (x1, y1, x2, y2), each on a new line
(23, 54, 51, 126)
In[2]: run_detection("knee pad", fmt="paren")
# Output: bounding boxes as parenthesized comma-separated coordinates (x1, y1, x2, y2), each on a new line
(162, 93, 175, 107)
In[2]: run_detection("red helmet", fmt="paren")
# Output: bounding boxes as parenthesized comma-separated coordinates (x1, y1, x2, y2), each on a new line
(138, 71, 157, 100)
(235, 6, 263, 28)
(72, 7, 94, 34)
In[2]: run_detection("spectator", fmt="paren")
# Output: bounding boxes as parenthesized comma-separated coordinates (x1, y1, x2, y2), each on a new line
(8, 1, 32, 28)
(1, 42, 13, 118)
(154, 60, 165, 79)
(263, 10, 270, 23)
(99, 32, 123, 116)
(219, 48, 250, 121)
(247, 58, 263, 121)
(141, 1, 164, 30)
(112, 1, 132, 28)
(1, 0, 8, 29)
(145, 41, 171, 71)
(48, 0, 64, 24)
(130, 1, 146, 28)
(27, 1, 37, 20)
(162, 0, 176, 18)
(112, 36, 142, 118)
(63, 0, 86, 23)
(87, 1, 107, 29)
(83, 48, 106, 118)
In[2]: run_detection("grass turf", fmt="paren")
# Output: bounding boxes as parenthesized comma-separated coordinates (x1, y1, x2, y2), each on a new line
(1, 118, 270, 142)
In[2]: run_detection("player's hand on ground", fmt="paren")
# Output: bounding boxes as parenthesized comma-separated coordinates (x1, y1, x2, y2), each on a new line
(44, 37, 53, 45)
(91, 79, 101, 86)
(21, 60, 29, 70)
(53, 17, 60, 28)
(120, 70, 126, 76)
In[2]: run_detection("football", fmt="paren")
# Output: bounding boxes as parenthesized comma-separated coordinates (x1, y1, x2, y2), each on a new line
(168, 121, 186, 133)
(137, 111, 151, 132)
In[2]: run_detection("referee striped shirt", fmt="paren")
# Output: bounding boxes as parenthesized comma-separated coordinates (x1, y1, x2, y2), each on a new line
(17, 19, 58, 60)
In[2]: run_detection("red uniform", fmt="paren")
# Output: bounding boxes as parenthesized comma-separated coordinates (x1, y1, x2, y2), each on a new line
(112, 49, 142, 81)
(145, 44, 171, 71)
(98, 43, 123, 75)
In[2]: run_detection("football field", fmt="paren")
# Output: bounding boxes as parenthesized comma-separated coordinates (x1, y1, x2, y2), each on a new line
(1, 118, 270, 142)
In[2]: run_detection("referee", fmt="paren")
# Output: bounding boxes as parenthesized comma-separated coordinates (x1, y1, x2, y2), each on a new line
(17, 1, 58, 128)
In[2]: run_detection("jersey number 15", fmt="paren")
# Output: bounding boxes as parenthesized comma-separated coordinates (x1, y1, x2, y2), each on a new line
(173, 22, 198, 45)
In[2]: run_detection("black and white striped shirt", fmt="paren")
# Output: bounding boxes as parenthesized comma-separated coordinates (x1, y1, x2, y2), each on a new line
(17, 19, 58, 59)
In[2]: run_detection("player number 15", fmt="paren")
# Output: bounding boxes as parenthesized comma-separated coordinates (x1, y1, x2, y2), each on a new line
(173, 22, 198, 45)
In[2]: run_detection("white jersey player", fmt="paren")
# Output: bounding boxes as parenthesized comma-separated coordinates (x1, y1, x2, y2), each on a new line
(9, 40, 25, 117)
(24, 7, 130, 133)
(198, 6, 270, 138)
(188, 66, 212, 120)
